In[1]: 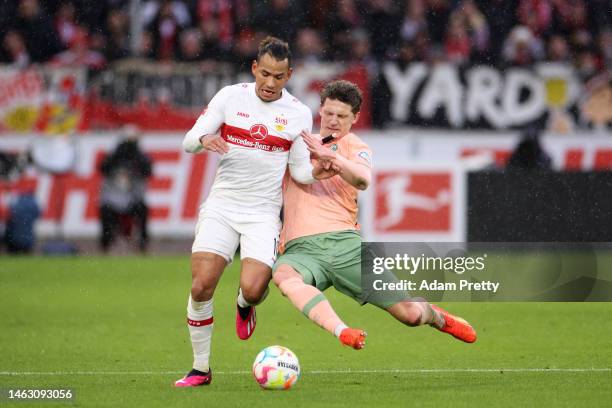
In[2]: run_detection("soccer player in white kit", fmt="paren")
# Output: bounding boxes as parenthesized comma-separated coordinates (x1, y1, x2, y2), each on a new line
(175, 37, 335, 387)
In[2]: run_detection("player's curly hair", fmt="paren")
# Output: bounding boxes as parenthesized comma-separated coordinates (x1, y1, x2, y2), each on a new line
(257, 36, 291, 67)
(320, 80, 363, 114)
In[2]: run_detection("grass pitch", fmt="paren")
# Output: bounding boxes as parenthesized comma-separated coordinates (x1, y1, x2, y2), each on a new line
(1, 256, 611, 407)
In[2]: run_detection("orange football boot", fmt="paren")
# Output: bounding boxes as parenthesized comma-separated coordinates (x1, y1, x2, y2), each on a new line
(339, 328, 367, 350)
(431, 305, 477, 343)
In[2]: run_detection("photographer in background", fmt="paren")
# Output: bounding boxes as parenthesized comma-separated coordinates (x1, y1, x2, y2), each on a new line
(1, 151, 39, 254)
(98, 127, 152, 253)
(507, 126, 553, 171)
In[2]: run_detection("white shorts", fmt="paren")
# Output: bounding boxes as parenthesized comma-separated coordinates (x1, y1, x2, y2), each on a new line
(192, 204, 281, 268)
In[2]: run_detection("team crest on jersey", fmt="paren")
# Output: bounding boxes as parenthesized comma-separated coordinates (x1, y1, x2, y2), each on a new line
(250, 124, 268, 140)
(358, 151, 371, 164)
(274, 116, 287, 132)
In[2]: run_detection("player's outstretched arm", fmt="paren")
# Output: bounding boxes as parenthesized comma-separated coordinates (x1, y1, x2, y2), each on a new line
(288, 131, 317, 184)
(183, 86, 232, 153)
(301, 131, 371, 190)
(184, 116, 226, 154)
(198, 135, 229, 155)
(332, 153, 371, 190)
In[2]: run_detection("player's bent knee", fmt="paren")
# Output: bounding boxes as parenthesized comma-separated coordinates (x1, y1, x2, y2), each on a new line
(240, 284, 267, 304)
(272, 264, 298, 287)
(190, 252, 226, 301)
(191, 278, 214, 301)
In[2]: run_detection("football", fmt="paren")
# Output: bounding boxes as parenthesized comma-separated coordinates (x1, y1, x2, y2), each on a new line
(252, 345, 300, 390)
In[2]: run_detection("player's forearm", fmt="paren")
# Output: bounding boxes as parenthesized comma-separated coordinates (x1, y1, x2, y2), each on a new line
(334, 155, 371, 190)
(289, 161, 316, 184)
(183, 128, 207, 153)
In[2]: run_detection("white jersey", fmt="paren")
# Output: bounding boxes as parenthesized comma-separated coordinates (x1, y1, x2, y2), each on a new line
(183, 83, 314, 216)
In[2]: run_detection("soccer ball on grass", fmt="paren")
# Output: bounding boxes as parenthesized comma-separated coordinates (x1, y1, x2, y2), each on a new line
(252, 345, 300, 390)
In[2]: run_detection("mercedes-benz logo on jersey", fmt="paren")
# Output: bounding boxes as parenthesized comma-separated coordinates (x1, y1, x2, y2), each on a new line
(250, 124, 268, 140)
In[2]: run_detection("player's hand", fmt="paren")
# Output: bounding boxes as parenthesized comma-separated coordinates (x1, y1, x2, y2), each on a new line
(312, 159, 341, 180)
(200, 135, 229, 155)
(301, 130, 336, 162)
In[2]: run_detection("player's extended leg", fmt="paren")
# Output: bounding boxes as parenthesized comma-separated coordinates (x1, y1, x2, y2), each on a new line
(175, 251, 227, 387)
(234, 215, 280, 340)
(235, 258, 271, 340)
(272, 264, 366, 350)
(386, 300, 477, 343)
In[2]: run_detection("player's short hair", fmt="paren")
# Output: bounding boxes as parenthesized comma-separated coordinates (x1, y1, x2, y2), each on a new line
(257, 36, 291, 67)
(320, 80, 363, 114)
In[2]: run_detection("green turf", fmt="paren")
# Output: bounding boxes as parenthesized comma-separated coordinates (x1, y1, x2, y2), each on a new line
(1, 256, 611, 407)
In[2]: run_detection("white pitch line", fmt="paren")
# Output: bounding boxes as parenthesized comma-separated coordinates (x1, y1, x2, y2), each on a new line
(1, 368, 611, 376)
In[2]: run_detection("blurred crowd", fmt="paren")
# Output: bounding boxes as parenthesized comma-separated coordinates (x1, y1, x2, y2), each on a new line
(0, 0, 610, 74)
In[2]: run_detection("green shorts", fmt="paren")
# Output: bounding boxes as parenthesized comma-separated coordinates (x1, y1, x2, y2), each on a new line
(273, 231, 404, 309)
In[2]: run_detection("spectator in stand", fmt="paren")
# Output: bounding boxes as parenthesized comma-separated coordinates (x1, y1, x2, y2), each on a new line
(444, 14, 472, 64)
(599, 30, 612, 69)
(132, 30, 154, 60)
(194, 0, 235, 51)
(586, 0, 612, 35)
(551, 0, 590, 36)
(547, 34, 571, 63)
(413, 29, 432, 61)
(372, 40, 419, 128)
(294, 28, 326, 64)
(575, 47, 601, 79)
(400, 0, 428, 43)
(51, 26, 106, 70)
(455, 0, 490, 62)
(503, 25, 545, 66)
(229, 29, 263, 73)
(570, 29, 595, 51)
(197, 18, 228, 61)
(232, 0, 253, 33)
(74, 0, 125, 35)
(1, 0, 610, 76)
(12, 0, 62, 63)
(325, 0, 363, 61)
(2, 31, 31, 68)
(178, 28, 205, 62)
(146, 0, 187, 60)
(253, 0, 302, 43)
(364, 0, 402, 59)
(425, 0, 453, 45)
(349, 28, 379, 76)
(479, 0, 518, 60)
(55, 1, 79, 49)
(398, 40, 420, 67)
(104, 8, 130, 62)
(517, 0, 552, 36)
(89, 31, 109, 59)
(142, 0, 191, 28)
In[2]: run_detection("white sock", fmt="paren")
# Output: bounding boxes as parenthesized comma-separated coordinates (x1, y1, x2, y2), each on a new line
(237, 287, 269, 307)
(187, 295, 213, 372)
(334, 323, 348, 338)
